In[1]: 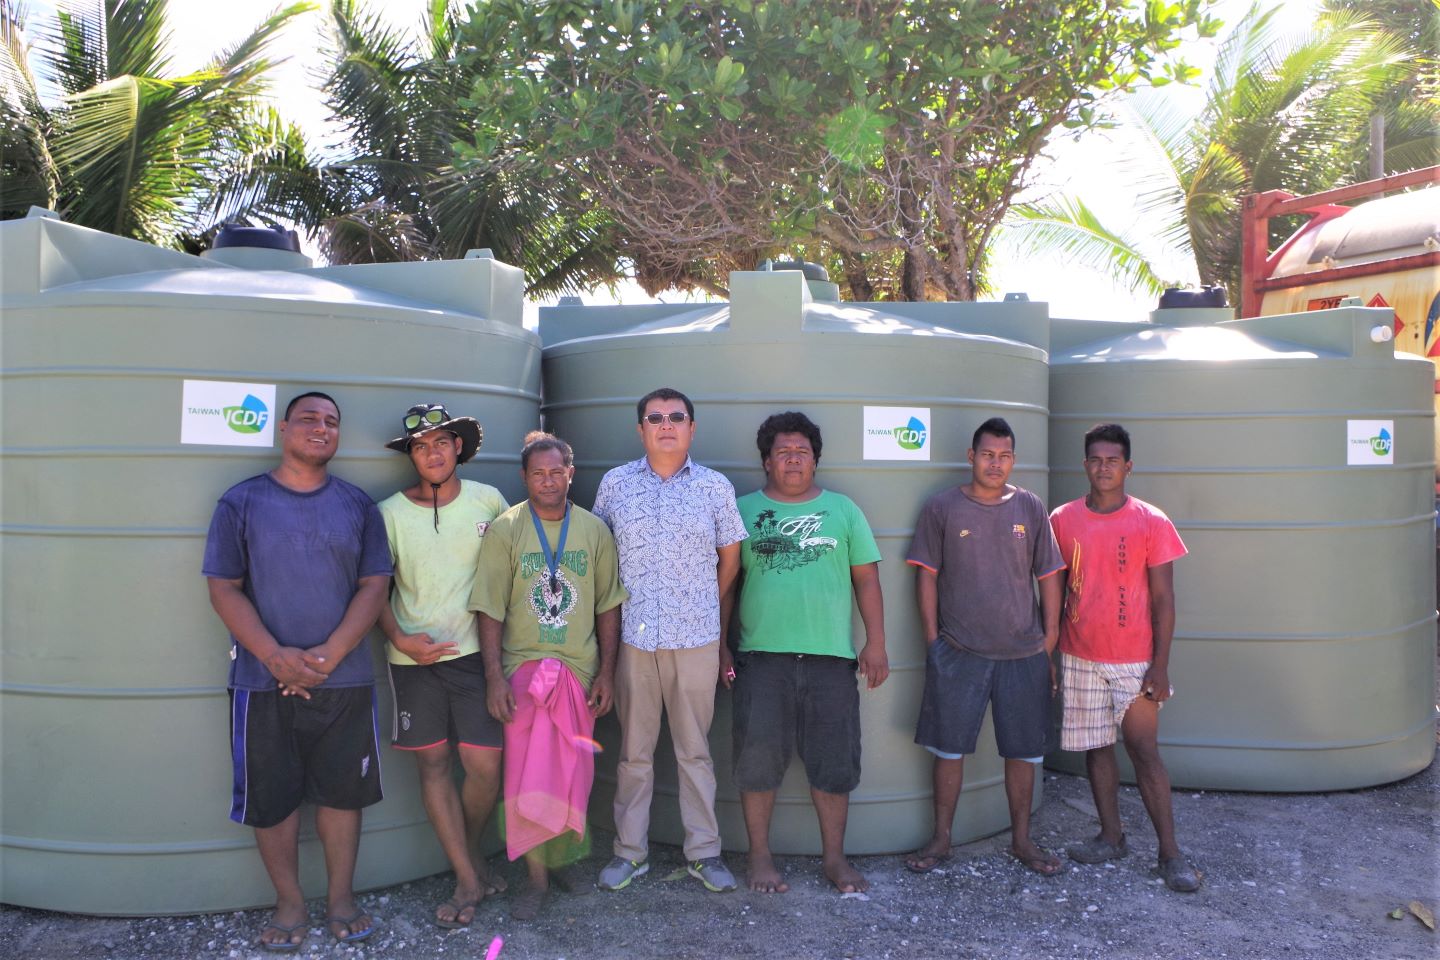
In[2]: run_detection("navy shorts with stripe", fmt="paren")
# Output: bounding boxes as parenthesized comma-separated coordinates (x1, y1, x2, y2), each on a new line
(229, 686, 383, 828)
(914, 642, 1052, 759)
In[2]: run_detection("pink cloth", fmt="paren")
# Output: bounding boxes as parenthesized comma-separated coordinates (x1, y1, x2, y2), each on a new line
(503, 658, 596, 860)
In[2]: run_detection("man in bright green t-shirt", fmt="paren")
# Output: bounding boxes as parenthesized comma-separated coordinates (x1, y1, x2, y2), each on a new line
(724, 411, 888, 897)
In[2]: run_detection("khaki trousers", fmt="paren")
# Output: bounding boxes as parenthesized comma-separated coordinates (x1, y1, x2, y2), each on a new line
(612, 640, 722, 861)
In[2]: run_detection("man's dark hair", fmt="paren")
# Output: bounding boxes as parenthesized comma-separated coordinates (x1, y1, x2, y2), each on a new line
(756, 411, 823, 465)
(521, 430, 575, 471)
(971, 416, 1015, 451)
(636, 386, 694, 423)
(1084, 423, 1131, 461)
(284, 391, 340, 421)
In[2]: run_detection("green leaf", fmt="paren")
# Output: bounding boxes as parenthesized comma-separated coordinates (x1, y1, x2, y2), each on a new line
(823, 103, 893, 168)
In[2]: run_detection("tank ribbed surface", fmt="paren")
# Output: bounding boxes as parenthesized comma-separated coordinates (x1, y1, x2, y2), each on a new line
(0, 218, 540, 914)
(541, 271, 1051, 855)
(1047, 308, 1436, 791)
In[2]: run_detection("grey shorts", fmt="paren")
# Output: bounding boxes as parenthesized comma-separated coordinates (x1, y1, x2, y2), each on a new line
(914, 642, 1052, 759)
(731, 651, 862, 795)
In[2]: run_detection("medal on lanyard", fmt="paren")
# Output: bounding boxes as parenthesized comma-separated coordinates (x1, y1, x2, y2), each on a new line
(529, 501, 571, 618)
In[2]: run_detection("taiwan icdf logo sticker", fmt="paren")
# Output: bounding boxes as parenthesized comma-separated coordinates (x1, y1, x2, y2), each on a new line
(863, 406, 931, 461)
(1346, 419, 1393, 465)
(181, 380, 277, 447)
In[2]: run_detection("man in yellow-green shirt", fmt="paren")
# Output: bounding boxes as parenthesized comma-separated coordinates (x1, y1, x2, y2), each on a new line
(378, 403, 508, 930)
(470, 432, 626, 921)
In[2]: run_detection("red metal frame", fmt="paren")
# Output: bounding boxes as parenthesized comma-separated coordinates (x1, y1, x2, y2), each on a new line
(1239, 166, 1440, 318)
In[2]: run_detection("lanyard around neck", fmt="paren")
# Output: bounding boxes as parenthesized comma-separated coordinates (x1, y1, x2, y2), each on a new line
(528, 501, 571, 594)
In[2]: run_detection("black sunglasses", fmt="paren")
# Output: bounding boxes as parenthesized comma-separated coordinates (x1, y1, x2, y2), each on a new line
(643, 412, 690, 425)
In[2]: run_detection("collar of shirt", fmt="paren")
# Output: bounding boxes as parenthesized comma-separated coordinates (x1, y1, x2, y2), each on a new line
(639, 455, 694, 481)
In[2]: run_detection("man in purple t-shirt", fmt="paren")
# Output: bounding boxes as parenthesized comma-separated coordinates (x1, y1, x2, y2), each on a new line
(203, 392, 391, 951)
(903, 417, 1066, 877)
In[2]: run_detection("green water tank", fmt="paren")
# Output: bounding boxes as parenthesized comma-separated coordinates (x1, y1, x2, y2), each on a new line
(0, 216, 540, 915)
(540, 268, 1051, 855)
(1047, 305, 1436, 791)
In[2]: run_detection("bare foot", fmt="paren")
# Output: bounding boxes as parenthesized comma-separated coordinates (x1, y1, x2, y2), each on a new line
(823, 857, 868, 894)
(1009, 841, 1063, 876)
(904, 838, 953, 874)
(510, 883, 548, 921)
(746, 852, 789, 893)
(258, 899, 308, 950)
(474, 855, 508, 895)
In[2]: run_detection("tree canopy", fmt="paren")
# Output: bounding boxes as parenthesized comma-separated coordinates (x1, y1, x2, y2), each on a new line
(453, 0, 1219, 300)
(207, 0, 621, 296)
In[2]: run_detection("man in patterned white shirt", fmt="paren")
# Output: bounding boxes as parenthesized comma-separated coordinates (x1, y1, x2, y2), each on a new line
(592, 387, 749, 893)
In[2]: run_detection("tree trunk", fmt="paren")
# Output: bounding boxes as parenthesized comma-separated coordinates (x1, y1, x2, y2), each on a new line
(900, 247, 927, 301)
(841, 252, 875, 302)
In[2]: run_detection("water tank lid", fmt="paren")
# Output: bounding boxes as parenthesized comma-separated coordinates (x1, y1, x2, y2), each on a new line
(1158, 286, 1228, 309)
(765, 259, 830, 282)
(212, 224, 301, 252)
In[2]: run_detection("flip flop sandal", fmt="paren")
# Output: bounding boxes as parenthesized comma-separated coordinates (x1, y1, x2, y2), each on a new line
(1010, 848, 1065, 876)
(435, 897, 480, 929)
(904, 851, 952, 874)
(1154, 856, 1202, 892)
(258, 919, 308, 953)
(1066, 835, 1129, 864)
(326, 911, 375, 943)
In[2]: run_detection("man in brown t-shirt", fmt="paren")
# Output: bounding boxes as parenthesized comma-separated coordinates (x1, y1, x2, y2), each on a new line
(903, 417, 1066, 876)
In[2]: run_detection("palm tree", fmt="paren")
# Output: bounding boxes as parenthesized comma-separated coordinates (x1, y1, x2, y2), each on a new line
(0, 0, 315, 247)
(1005, 4, 1428, 302)
(309, 0, 620, 296)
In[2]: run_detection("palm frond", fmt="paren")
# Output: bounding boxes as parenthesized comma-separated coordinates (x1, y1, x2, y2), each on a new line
(320, 200, 436, 263)
(1005, 196, 1169, 297)
(105, 0, 172, 79)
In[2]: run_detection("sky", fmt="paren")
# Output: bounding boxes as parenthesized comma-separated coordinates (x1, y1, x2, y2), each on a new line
(26, 0, 1322, 322)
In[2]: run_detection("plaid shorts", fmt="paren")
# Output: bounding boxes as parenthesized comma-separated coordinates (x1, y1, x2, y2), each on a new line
(1059, 653, 1159, 752)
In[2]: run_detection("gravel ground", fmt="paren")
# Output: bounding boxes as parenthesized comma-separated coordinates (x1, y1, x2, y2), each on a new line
(3, 743, 1436, 960)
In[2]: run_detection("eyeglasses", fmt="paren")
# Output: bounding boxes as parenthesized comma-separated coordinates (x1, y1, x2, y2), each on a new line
(643, 412, 690, 425)
(404, 405, 449, 431)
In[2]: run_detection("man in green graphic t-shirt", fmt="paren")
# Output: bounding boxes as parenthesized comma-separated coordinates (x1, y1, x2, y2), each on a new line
(724, 411, 888, 896)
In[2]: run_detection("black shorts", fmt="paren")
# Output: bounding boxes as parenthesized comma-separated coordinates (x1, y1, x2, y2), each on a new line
(387, 652, 502, 751)
(914, 642, 1052, 759)
(228, 686, 383, 828)
(731, 651, 861, 795)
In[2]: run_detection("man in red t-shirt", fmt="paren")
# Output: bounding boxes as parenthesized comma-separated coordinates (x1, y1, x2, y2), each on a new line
(1049, 423, 1200, 893)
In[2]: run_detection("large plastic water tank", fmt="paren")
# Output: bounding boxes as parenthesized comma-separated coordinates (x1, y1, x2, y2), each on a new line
(1047, 304, 1436, 791)
(0, 216, 540, 914)
(1256, 187, 1440, 477)
(540, 268, 1051, 855)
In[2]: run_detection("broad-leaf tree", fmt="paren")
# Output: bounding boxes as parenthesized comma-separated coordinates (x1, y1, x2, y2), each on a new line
(454, 0, 1218, 300)
(298, 0, 620, 296)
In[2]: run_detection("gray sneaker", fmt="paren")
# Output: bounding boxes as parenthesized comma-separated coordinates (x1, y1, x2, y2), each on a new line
(687, 856, 737, 892)
(597, 856, 649, 891)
